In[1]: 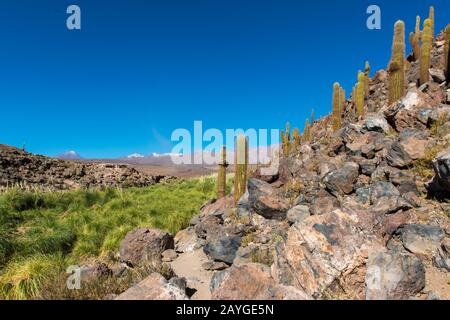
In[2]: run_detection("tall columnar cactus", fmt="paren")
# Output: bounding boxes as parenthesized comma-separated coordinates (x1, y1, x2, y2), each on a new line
(281, 122, 291, 157)
(292, 128, 301, 149)
(410, 16, 421, 61)
(445, 24, 450, 84)
(339, 87, 346, 115)
(364, 61, 370, 98)
(429, 6, 435, 43)
(234, 134, 248, 206)
(356, 71, 365, 117)
(332, 82, 342, 131)
(420, 18, 432, 86)
(351, 85, 357, 106)
(217, 145, 228, 198)
(303, 119, 311, 142)
(310, 109, 315, 126)
(388, 20, 406, 104)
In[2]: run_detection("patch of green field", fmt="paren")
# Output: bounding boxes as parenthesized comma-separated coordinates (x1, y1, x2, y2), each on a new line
(0, 176, 228, 299)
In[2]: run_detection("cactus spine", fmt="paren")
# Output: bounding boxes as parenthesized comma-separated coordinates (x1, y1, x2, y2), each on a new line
(356, 71, 365, 117)
(364, 61, 370, 98)
(332, 82, 342, 131)
(388, 21, 406, 104)
(445, 25, 450, 84)
(234, 134, 248, 206)
(420, 18, 432, 86)
(217, 146, 228, 198)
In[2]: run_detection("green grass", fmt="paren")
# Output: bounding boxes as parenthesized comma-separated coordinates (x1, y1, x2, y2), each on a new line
(0, 176, 225, 299)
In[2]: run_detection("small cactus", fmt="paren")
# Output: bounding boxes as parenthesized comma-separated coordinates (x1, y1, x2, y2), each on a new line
(332, 82, 342, 131)
(281, 122, 291, 157)
(234, 134, 248, 206)
(388, 20, 406, 104)
(445, 24, 450, 84)
(217, 146, 228, 198)
(356, 71, 365, 117)
(420, 18, 432, 85)
(292, 128, 301, 149)
(364, 61, 370, 98)
(429, 6, 435, 43)
(303, 119, 311, 142)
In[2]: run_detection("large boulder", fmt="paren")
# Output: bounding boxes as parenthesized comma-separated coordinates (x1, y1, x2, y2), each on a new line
(323, 162, 360, 196)
(210, 263, 310, 300)
(115, 273, 188, 300)
(363, 114, 390, 133)
(432, 147, 450, 191)
(203, 235, 241, 265)
(398, 224, 445, 256)
(387, 131, 428, 168)
(365, 250, 425, 300)
(272, 209, 383, 299)
(247, 179, 290, 220)
(119, 228, 174, 267)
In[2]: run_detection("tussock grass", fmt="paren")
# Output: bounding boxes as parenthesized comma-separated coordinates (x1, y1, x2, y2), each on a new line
(0, 177, 219, 299)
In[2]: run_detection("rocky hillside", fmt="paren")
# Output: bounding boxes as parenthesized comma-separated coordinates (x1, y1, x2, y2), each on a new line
(74, 27, 450, 301)
(0, 144, 160, 190)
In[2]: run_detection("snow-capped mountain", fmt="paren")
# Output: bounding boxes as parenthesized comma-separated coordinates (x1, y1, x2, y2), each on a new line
(127, 153, 145, 159)
(57, 150, 82, 160)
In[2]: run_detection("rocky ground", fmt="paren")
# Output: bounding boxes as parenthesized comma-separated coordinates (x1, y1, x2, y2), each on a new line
(80, 31, 450, 301)
(0, 144, 162, 190)
(3, 33, 450, 300)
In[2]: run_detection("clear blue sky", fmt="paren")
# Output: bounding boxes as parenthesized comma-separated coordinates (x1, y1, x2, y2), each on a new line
(0, 0, 449, 158)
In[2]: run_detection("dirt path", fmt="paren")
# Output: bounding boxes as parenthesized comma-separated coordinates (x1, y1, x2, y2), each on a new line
(170, 249, 214, 300)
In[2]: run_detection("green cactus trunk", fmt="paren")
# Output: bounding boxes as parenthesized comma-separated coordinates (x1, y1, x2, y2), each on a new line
(356, 71, 365, 117)
(281, 122, 291, 157)
(217, 146, 228, 198)
(364, 61, 370, 98)
(445, 25, 450, 84)
(410, 16, 421, 61)
(420, 18, 432, 86)
(234, 135, 248, 206)
(332, 82, 342, 131)
(429, 6, 435, 43)
(388, 20, 406, 104)
(303, 119, 311, 142)
(292, 128, 301, 149)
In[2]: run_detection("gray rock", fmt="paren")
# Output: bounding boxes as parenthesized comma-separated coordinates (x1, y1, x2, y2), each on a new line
(323, 162, 360, 196)
(115, 273, 188, 300)
(365, 250, 425, 300)
(432, 147, 450, 192)
(399, 224, 445, 256)
(119, 228, 174, 267)
(370, 181, 400, 204)
(247, 178, 290, 220)
(429, 68, 446, 83)
(356, 187, 371, 205)
(203, 235, 241, 264)
(364, 115, 390, 133)
(287, 205, 311, 224)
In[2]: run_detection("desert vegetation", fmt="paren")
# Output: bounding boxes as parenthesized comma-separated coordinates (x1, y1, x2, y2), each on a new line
(0, 176, 231, 299)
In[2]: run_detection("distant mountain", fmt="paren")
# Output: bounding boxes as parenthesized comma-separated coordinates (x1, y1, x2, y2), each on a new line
(57, 150, 82, 160)
(127, 153, 145, 159)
